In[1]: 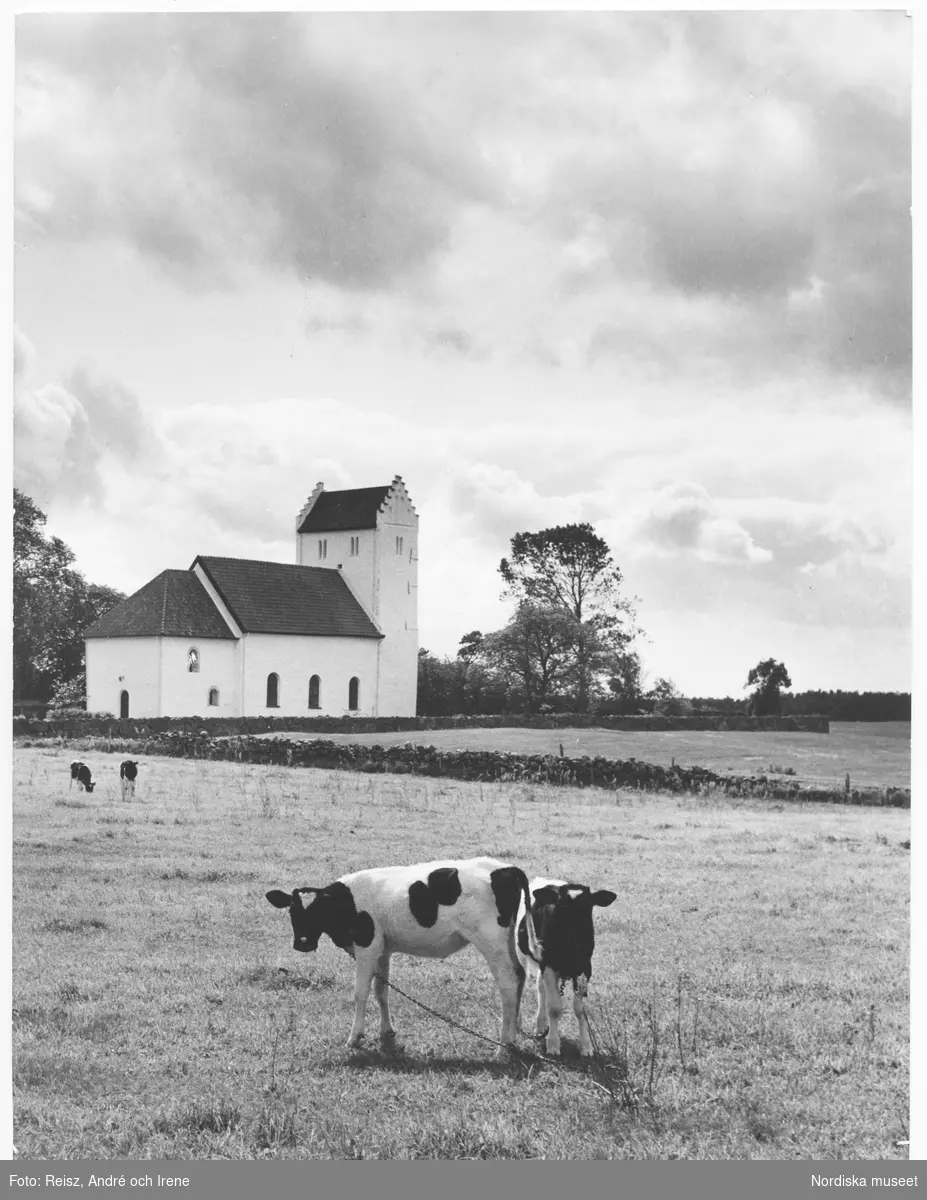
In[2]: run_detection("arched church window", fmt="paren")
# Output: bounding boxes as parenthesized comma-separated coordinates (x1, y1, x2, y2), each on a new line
(348, 677, 360, 711)
(309, 675, 321, 709)
(208, 688, 219, 707)
(188, 648, 200, 673)
(267, 673, 279, 708)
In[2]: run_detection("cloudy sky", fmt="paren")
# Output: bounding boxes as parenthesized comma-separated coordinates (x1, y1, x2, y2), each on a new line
(13, 9, 913, 697)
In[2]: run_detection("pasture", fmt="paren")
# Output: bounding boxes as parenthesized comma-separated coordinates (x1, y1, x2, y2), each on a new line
(266, 721, 911, 790)
(12, 744, 910, 1160)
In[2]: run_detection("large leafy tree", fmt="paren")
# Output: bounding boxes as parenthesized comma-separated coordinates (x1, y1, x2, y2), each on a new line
(480, 603, 580, 713)
(13, 489, 125, 703)
(745, 658, 792, 716)
(499, 523, 641, 710)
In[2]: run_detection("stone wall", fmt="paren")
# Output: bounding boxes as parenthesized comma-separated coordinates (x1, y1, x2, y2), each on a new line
(13, 711, 830, 739)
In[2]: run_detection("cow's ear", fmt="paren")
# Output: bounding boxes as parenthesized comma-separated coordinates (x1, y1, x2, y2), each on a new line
(532, 886, 559, 906)
(266, 890, 293, 909)
(591, 889, 617, 908)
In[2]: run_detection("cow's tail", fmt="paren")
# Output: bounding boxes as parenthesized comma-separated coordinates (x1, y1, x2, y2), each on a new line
(513, 867, 542, 963)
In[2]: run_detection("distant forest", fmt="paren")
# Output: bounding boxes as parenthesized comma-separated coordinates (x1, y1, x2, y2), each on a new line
(690, 691, 911, 722)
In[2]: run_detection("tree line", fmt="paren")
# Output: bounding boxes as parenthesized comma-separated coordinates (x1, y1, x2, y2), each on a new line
(688, 691, 911, 723)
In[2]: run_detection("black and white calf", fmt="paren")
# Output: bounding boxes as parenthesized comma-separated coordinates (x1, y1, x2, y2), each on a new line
(516, 878, 617, 1057)
(120, 760, 139, 800)
(266, 857, 541, 1055)
(69, 761, 96, 793)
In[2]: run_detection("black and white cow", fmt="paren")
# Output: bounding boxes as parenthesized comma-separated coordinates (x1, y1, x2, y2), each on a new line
(120, 760, 139, 801)
(266, 856, 541, 1055)
(516, 878, 617, 1057)
(69, 761, 96, 793)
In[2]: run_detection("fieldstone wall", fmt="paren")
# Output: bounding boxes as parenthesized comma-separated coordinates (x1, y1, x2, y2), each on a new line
(12, 711, 830, 739)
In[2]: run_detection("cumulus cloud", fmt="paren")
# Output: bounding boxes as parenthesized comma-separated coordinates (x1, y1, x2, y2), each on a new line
(449, 463, 584, 544)
(638, 483, 772, 565)
(13, 332, 160, 508)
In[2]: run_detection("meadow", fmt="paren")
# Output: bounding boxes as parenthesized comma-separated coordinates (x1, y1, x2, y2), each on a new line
(268, 721, 911, 790)
(12, 742, 910, 1160)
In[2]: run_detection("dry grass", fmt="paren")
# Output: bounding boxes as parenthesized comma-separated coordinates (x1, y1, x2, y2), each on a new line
(12, 744, 910, 1160)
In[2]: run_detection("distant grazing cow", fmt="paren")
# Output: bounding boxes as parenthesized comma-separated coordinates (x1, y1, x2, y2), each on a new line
(516, 878, 617, 1057)
(69, 761, 96, 793)
(120, 760, 139, 800)
(266, 857, 541, 1055)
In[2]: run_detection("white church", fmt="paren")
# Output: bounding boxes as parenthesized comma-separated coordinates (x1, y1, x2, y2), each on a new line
(84, 477, 419, 719)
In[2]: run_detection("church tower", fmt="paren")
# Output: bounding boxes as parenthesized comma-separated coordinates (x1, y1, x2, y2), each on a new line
(295, 476, 418, 716)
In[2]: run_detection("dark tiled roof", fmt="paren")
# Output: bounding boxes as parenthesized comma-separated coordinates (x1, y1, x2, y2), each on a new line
(297, 485, 392, 533)
(83, 570, 236, 640)
(194, 557, 383, 639)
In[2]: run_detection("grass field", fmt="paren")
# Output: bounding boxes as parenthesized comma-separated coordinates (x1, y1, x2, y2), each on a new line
(12, 743, 910, 1160)
(265, 721, 911, 790)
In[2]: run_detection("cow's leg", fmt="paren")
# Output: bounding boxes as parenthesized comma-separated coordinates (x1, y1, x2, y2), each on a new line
(542, 968, 566, 1057)
(347, 955, 377, 1048)
(472, 935, 525, 1057)
(573, 975, 593, 1057)
(507, 936, 526, 1032)
(372, 952, 395, 1041)
(534, 968, 548, 1037)
(516, 961, 537, 1035)
(120, 778, 126, 802)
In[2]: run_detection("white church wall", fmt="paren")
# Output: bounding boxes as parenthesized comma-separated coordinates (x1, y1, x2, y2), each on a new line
(241, 633, 381, 717)
(159, 637, 239, 718)
(324, 532, 376, 615)
(85, 637, 163, 718)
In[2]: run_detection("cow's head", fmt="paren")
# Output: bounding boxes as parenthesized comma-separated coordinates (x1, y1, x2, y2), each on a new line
(266, 882, 375, 954)
(532, 883, 617, 979)
(266, 886, 327, 952)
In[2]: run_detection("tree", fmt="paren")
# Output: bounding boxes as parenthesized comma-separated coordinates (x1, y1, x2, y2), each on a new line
(457, 630, 484, 663)
(499, 523, 641, 711)
(647, 677, 680, 700)
(481, 603, 579, 713)
(416, 643, 508, 717)
(745, 658, 792, 716)
(416, 649, 455, 717)
(13, 489, 125, 703)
